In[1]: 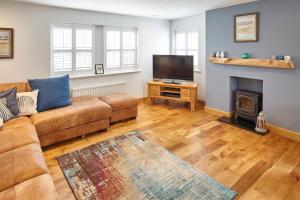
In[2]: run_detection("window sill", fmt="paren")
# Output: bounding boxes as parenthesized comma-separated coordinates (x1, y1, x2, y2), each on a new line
(194, 70, 202, 73)
(69, 69, 142, 79)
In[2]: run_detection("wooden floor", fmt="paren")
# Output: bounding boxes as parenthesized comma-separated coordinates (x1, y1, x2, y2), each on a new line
(43, 100, 300, 200)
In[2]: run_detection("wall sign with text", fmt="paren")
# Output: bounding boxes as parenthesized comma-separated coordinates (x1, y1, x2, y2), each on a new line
(234, 13, 259, 42)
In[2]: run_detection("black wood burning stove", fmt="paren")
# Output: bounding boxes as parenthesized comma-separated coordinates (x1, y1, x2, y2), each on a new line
(234, 90, 262, 122)
(218, 89, 265, 135)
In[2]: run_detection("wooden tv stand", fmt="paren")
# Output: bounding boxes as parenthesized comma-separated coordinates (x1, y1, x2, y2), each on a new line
(147, 81, 198, 111)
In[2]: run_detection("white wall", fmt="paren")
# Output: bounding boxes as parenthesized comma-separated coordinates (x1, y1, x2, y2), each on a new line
(0, 1, 170, 97)
(170, 14, 206, 101)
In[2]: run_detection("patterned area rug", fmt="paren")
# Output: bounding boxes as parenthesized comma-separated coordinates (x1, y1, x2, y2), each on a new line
(57, 131, 237, 200)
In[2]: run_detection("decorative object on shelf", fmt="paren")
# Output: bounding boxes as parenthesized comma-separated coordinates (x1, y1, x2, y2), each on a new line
(284, 56, 292, 62)
(271, 55, 276, 60)
(209, 57, 295, 69)
(242, 53, 249, 59)
(0, 28, 13, 59)
(95, 64, 104, 74)
(220, 51, 226, 58)
(210, 51, 216, 57)
(235, 12, 259, 42)
(216, 51, 221, 58)
(255, 112, 268, 134)
(276, 55, 285, 60)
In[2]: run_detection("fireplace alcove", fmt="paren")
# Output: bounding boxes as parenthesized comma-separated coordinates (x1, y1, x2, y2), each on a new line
(218, 77, 266, 135)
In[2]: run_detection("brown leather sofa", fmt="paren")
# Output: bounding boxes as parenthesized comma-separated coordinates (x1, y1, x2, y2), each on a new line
(0, 118, 57, 200)
(0, 82, 138, 200)
(0, 82, 112, 147)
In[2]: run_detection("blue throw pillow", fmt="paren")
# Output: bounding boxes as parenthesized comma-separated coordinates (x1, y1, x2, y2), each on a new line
(28, 75, 71, 112)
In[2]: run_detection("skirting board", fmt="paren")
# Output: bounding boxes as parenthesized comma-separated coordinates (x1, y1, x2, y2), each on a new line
(204, 106, 234, 118)
(204, 106, 300, 142)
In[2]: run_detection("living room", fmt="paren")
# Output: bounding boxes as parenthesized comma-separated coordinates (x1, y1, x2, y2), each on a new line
(0, 0, 300, 199)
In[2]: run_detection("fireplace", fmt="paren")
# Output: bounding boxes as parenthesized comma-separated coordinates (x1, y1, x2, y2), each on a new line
(218, 77, 265, 135)
(234, 90, 262, 122)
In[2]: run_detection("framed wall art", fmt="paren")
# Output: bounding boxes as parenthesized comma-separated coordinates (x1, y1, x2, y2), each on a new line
(234, 13, 259, 42)
(0, 28, 14, 58)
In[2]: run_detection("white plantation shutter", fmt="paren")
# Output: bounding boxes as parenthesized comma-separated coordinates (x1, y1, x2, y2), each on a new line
(76, 29, 93, 70)
(123, 51, 135, 66)
(106, 30, 121, 68)
(52, 27, 72, 72)
(188, 50, 198, 66)
(51, 24, 94, 75)
(174, 31, 198, 67)
(52, 52, 72, 72)
(105, 27, 137, 70)
(106, 31, 120, 49)
(187, 32, 198, 50)
(106, 51, 120, 67)
(175, 32, 186, 50)
(122, 31, 136, 66)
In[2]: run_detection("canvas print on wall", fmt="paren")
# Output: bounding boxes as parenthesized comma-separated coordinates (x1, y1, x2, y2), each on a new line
(0, 28, 13, 58)
(235, 13, 259, 42)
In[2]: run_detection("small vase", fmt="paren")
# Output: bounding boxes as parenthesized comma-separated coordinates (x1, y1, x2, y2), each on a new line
(216, 51, 221, 58)
(220, 51, 225, 58)
(210, 51, 216, 57)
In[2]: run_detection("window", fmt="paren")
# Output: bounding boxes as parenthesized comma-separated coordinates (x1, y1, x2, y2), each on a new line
(174, 31, 198, 68)
(51, 24, 94, 75)
(104, 27, 137, 71)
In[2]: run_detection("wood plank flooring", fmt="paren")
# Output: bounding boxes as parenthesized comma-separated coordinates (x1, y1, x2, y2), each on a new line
(43, 100, 300, 200)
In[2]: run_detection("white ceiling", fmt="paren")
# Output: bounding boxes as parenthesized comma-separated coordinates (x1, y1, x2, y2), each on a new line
(10, 0, 258, 20)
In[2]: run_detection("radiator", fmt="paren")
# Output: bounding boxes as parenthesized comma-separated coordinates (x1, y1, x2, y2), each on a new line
(71, 82, 126, 97)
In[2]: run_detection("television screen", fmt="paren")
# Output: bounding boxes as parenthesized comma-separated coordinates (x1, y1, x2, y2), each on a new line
(153, 55, 193, 81)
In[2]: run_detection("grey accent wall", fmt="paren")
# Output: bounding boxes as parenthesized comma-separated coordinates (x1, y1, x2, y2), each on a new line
(206, 0, 300, 132)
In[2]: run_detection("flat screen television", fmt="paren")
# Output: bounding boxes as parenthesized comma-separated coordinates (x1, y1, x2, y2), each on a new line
(153, 55, 193, 81)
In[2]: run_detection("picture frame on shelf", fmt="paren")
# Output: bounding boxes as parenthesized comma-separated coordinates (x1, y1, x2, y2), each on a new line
(0, 28, 14, 59)
(234, 12, 259, 42)
(95, 64, 104, 74)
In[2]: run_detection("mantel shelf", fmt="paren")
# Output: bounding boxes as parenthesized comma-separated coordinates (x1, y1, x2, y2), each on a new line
(209, 57, 295, 69)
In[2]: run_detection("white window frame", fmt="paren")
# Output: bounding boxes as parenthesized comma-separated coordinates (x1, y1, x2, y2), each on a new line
(104, 26, 138, 72)
(51, 23, 95, 76)
(173, 30, 199, 69)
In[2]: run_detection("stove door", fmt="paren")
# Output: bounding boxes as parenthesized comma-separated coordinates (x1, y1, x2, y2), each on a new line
(236, 95, 257, 118)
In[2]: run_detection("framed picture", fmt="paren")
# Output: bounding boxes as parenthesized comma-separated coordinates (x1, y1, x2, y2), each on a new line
(95, 64, 104, 74)
(0, 28, 14, 59)
(234, 13, 259, 42)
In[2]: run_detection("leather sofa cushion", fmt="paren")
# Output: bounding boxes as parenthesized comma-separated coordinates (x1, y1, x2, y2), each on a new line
(0, 143, 49, 191)
(0, 82, 30, 93)
(0, 125, 39, 154)
(31, 96, 111, 137)
(2, 117, 32, 131)
(99, 94, 138, 110)
(0, 174, 57, 200)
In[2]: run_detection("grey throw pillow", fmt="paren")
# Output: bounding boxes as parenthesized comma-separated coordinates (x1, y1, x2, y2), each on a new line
(0, 88, 19, 116)
(0, 98, 14, 122)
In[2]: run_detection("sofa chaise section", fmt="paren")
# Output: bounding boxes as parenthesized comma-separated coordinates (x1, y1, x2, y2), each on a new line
(31, 96, 111, 147)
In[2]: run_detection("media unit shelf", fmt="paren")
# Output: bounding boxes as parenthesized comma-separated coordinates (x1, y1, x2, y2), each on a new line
(209, 57, 295, 69)
(148, 81, 198, 111)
